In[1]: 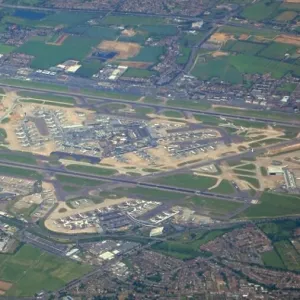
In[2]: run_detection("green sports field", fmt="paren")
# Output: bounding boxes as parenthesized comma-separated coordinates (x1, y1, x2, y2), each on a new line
(0, 244, 92, 296)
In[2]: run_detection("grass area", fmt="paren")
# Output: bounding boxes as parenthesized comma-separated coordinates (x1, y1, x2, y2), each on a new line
(234, 169, 256, 176)
(75, 60, 103, 78)
(0, 244, 92, 297)
(235, 163, 256, 171)
(249, 138, 284, 148)
(238, 176, 260, 188)
(166, 99, 211, 110)
(142, 97, 164, 104)
(259, 220, 298, 241)
(162, 110, 184, 118)
(190, 196, 242, 215)
(56, 174, 104, 186)
(0, 165, 42, 179)
(0, 43, 16, 54)
(242, 192, 300, 218)
(213, 106, 300, 122)
(223, 40, 266, 55)
(126, 46, 164, 64)
(262, 249, 285, 269)
(16, 35, 100, 69)
(62, 185, 81, 192)
(274, 240, 300, 271)
(193, 114, 220, 125)
(177, 46, 191, 65)
(66, 164, 117, 176)
(99, 103, 127, 110)
(134, 106, 154, 116)
(0, 152, 37, 165)
(220, 25, 278, 39)
(122, 68, 155, 78)
(0, 79, 68, 92)
(112, 186, 185, 201)
(81, 88, 140, 101)
(18, 91, 74, 104)
(210, 180, 235, 194)
(151, 229, 227, 260)
(260, 166, 267, 176)
(101, 15, 167, 26)
(153, 174, 217, 190)
(151, 241, 210, 260)
(276, 10, 298, 21)
(191, 56, 243, 84)
(276, 83, 297, 93)
(260, 42, 297, 60)
(241, 0, 280, 21)
(19, 99, 72, 107)
(142, 168, 160, 173)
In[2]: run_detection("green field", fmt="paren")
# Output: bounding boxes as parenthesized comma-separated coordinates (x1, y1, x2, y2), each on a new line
(191, 196, 242, 215)
(16, 36, 100, 69)
(262, 249, 285, 269)
(177, 46, 191, 64)
(18, 91, 75, 104)
(139, 25, 177, 36)
(151, 229, 227, 259)
(0, 244, 92, 296)
(101, 15, 167, 26)
(241, 0, 280, 21)
(66, 164, 117, 176)
(234, 169, 256, 176)
(99, 103, 127, 111)
(0, 43, 16, 54)
(0, 152, 37, 165)
(111, 186, 185, 201)
(191, 56, 243, 84)
(56, 174, 104, 186)
(260, 42, 297, 60)
(214, 106, 300, 122)
(162, 110, 184, 118)
(0, 165, 42, 179)
(274, 240, 300, 271)
(223, 40, 266, 55)
(122, 68, 155, 78)
(153, 174, 217, 190)
(210, 180, 235, 194)
(167, 99, 211, 110)
(238, 176, 260, 188)
(219, 25, 278, 39)
(235, 163, 256, 171)
(249, 138, 284, 148)
(75, 60, 103, 78)
(134, 106, 154, 116)
(127, 46, 164, 63)
(242, 192, 300, 218)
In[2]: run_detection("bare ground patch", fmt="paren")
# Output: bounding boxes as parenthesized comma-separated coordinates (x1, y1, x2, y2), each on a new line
(98, 40, 141, 59)
(275, 34, 300, 46)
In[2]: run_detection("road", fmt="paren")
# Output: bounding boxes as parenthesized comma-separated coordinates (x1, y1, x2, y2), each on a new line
(1, 83, 300, 128)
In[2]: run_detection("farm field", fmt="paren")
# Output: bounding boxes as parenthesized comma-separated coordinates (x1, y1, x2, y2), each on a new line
(0, 244, 92, 296)
(223, 40, 266, 55)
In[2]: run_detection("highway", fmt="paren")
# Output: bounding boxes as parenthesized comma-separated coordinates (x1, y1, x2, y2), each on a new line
(1, 83, 300, 128)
